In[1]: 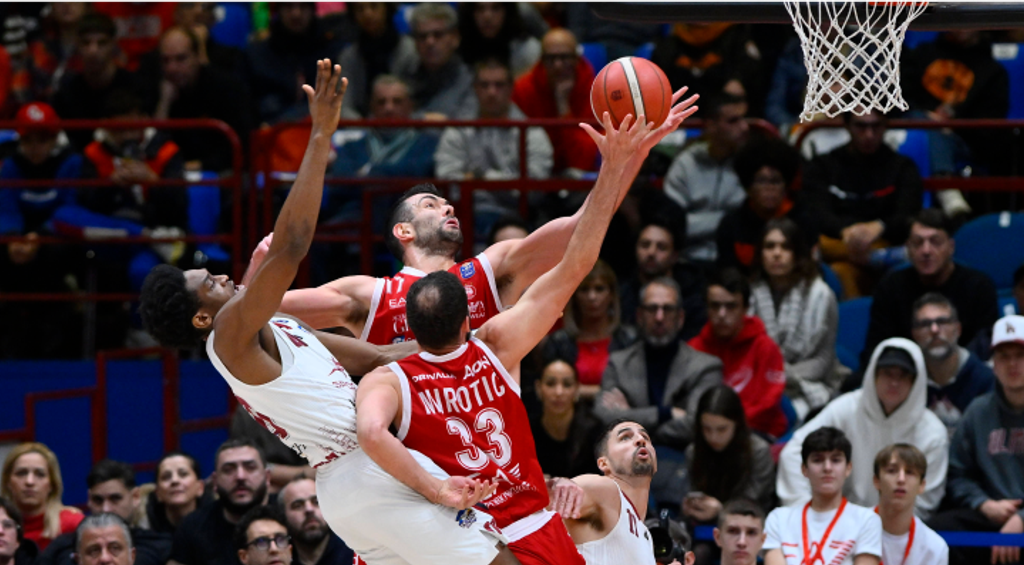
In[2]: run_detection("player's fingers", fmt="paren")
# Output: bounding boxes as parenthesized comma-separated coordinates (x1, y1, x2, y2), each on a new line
(674, 93, 700, 110)
(670, 86, 689, 104)
(602, 111, 614, 133)
(579, 123, 603, 146)
(619, 113, 634, 135)
(337, 76, 349, 99)
(315, 59, 326, 92)
(302, 84, 315, 104)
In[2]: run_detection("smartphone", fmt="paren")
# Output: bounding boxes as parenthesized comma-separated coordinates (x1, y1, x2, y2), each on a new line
(685, 491, 704, 500)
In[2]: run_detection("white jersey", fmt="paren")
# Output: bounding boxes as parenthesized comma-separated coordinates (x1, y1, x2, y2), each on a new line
(764, 500, 882, 565)
(208, 316, 359, 469)
(880, 517, 948, 565)
(576, 485, 655, 565)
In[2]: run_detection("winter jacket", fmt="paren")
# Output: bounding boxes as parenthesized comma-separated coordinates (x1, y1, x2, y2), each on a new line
(927, 348, 995, 437)
(0, 147, 81, 235)
(689, 315, 788, 438)
(946, 381, 1024, 520)
(434, 103, 553, 181)
(594, 340, 723, 449)
(663, 140, 745, 262)
(777, 338, 949, 518)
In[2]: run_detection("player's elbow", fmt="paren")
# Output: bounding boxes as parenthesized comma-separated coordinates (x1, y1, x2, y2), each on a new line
(356, 416, 389, 456)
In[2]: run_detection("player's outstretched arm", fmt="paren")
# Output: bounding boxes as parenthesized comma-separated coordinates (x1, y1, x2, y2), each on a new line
(314, 331, 418, 376)
(217, 60, 345, 344)
(356, 368, 497, 509)
(478, 105, 695, 372)
(486, 89, 698, 305)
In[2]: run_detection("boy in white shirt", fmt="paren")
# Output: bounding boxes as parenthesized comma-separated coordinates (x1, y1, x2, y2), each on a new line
(764, 427, 882, 565)
(873, 444, 949, 565)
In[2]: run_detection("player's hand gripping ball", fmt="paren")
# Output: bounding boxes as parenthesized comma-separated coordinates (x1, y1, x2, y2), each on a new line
(591, 56, 672, 129)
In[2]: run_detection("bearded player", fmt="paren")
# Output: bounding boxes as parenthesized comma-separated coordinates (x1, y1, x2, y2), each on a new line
(355, 97, 699, 565)
(139, 60, 519, 565)
(242, 88, 697, 344)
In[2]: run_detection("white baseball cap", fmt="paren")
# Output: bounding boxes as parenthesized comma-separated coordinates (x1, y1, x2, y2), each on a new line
(991, 315, 1024, 350)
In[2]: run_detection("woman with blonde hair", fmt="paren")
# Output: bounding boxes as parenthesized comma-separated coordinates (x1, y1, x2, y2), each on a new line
(1, 442, 82, 550)
(543, 259, 637, 400)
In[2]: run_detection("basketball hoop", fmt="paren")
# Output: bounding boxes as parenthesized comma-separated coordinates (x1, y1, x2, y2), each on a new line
(785, 1, 928, 122)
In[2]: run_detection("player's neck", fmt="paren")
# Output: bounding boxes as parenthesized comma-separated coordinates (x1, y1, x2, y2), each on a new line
(878, 501, 915, 536)
(612, 475, 651, 518)
(294, 531, 331, 565)
(809, 490, 844, 512)
(405, 250, 456, 274)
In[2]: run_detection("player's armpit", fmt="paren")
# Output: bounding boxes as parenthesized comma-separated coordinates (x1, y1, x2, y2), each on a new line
(317, 331, 416, 376)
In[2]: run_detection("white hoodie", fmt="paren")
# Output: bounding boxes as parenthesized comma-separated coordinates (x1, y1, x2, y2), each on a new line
(776, 338, 949, 518)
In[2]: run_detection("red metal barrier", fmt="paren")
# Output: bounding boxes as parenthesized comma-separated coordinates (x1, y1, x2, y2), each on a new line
(0, 118, 245, 302)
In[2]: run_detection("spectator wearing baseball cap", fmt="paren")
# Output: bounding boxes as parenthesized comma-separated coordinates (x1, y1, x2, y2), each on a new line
(929, 314, 1024, 565)
(777, 338, 948, 518)
(0, 101, 83, 358)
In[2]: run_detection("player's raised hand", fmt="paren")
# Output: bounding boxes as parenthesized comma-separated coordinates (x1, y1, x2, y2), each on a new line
(640, 87, 699, 152)
(580, 111, 651, 172)
(303, 59, 347, 136)
(546, 477, 585, 519)
(436, 476, 497, 510)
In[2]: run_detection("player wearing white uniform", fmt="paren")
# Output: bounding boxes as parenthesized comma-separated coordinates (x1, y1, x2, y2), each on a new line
(764, 427, 882, 565)
(139, 60, 518, 565)
(560, 420, 693, 565)
(872, 444, 949, 565)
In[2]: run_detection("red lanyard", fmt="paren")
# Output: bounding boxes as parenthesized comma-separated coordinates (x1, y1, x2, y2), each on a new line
(874, 506, 916, 565)
(802, 497, 848, 565)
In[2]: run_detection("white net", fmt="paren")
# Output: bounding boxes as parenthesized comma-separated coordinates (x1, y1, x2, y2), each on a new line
(785, 1, 928, 122)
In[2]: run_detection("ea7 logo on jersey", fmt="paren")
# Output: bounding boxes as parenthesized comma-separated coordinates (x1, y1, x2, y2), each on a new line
(460, 262, 476, 279)
(388, 297, 407, 309)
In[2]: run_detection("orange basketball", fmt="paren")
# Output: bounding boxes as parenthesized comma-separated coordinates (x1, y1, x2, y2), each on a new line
(591, 57, 672, 129)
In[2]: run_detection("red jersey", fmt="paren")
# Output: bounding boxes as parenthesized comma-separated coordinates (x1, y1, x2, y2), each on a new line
(392, 338, 550, 534)
(361, 254, 505, 344)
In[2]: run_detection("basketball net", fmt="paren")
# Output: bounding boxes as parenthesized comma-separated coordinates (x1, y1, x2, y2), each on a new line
(785, 1, 928, 122)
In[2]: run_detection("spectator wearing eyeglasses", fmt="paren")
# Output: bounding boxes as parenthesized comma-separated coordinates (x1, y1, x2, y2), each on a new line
(909, 292, 994, 438)
(594, 276, 722, 508)
(803, 110, 923, 299)
(689, 268, 788, 440)
(234, 507, 290, 565)
(0, 496, 37, 565)
(859, 209, 998, 382)
(512, 28, 599, 175)
(395, 3, 473, 120)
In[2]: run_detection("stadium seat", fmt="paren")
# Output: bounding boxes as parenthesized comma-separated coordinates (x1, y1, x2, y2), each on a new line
(890, 128, 931, 177)
(903, 30, 938, 49)
(580, 42, 609, 72)
(953, 212, 1024, 290)
(998, 288, 1019, 317)
(992, 43, 1024, 119)
(393, 4, 415, 36)
(211, 3, 251, 49)
(836, 297, 872, 374)
(187, 171, 230, 264)
(818, 261, 845, 302)
(634, 42, 655, 60)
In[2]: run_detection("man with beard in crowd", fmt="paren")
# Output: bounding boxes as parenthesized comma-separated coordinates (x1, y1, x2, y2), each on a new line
(278, 477, 353, 565)
(168, 439, 270, 565)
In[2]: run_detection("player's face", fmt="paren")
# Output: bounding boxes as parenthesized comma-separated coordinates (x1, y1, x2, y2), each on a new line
(185, 269, 237, 315)
(239, 519, 290, 565)
(214, 447, 268, 509)
(0, 508, 17, 561)
(573, 275, 613, 322)
(801, 450, 851, 497)
(875, 366, 914, 416)
(910, 303, 960, 361)
(714, 514, 764, 565)
(7, 452, 51, 512)
(281, 479, 329, 546)
(707, 285, 745, 341)
(701, 413, 736, 452)
(156, 455, 204, 509)
(906, 223, 954, 278)
(993, 342, 1024, 394)
(76, 525, 133, 565)
(407, 194, 463, 257)
(761, 229, 794, 280)
(603, 422, 656, 478)
(873, 455, 924, 512)
(536, 360, 578, 415)
(748, 167, 787, 217)
(637, 283, 683, 347)
(87, 479, 137, 521)
(636, 226, 676, 278)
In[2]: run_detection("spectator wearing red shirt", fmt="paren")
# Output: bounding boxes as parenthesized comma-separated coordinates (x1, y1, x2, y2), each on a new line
(689, 268, 788, 439)
(512, 28, 598, 175)
(92, 2, 175, 71)
(0, 443, 83, 552)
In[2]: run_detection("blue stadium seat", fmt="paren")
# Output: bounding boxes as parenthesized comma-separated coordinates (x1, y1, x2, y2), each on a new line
(581, 42, 609, 71)
(836, 297, 872, 373)
(210, 3, 251, 49)
(818, 261, 845, 302)
(992, 43, 1024, 119)
(953, 212, 1024, 290)
(393, 4, 415, 36)
(903, 30, 938, 49)
(634, 42, 655, 60)
(893, 129, 931, 177)
(187, 171, 230, 264)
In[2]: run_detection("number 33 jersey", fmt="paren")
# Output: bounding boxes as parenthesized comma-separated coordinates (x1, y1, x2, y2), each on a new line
(391, 337, 548, 529)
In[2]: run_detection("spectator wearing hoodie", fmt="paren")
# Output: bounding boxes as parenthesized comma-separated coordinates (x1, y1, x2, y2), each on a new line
(689, 268, 788, 439)
(928, 315, 1024, 565)
(777, 338, 949, 518)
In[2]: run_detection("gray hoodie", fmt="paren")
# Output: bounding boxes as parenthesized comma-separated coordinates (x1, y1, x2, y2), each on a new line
(947, 380, 1024, 521)
(777, 338, 949, 517)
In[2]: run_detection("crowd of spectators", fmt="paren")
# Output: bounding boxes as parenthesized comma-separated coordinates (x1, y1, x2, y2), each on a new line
(2, 3, 1024, 565)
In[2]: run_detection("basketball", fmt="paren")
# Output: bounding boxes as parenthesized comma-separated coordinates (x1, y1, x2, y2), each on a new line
(591, 57, 672, 129)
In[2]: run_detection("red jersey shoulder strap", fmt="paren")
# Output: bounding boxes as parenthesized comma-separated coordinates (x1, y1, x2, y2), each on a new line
(358, 278, 386, 342)
(471, 337, 520, 397)
(475, 252, 506, 312)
